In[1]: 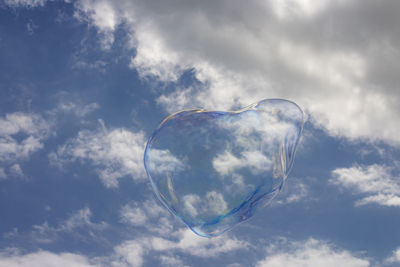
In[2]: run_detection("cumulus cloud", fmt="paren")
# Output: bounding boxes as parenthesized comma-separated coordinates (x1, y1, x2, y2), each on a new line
(68, 0, 400, 145)
(50, 120, 146, 187)
(331, 164, 400, 207)
(256, 238, 370, 267)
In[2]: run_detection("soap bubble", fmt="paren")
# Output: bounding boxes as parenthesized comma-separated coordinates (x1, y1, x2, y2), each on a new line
(144, 99, 304, 237)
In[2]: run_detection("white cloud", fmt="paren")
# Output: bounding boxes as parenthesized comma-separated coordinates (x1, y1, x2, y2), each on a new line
(269, 0, 343, 19)
(112, 240, 146, 267)
(1, 230, 244, 267)
(212, 151, 241, 176)
(331, 164, 400, 207)
(181, 194, 201, 217)
(58, 207, 107, 232)
(2, 198, 371, 267)
(256, 238, 370, 267)
(0, 112, 50, 141)
(0, 250, 97, 267)
(213, 150, 272, 176)
(385, 247, 400, 264)
(274, 177, 310, 205)
(50, 121, 146, 187)
(114, 227, 248, 261)
(30, 207, 107, 243)
(120, 202, 148, 226)
(47, 94, 101, 121)
(166, 228, 247, 258)
(0, 237, 369, 267)
(3, 0, 50, 8)
(210, 104, 300, 179)
(204, 191, 228, 214)
(181, 191, 228, 218)
(56, 102, 100, 118)
(144, 148, 185, 175)
(129, 24, 183, 81)
(73, 0, 119, 50)
(0, 113, 51, 179)
(158, 255, 187, 267)
(71, 0, 400, 145)
(117, 198, 249, 265)
(119, 199, 173, 236)
(9, 164, 24, 178)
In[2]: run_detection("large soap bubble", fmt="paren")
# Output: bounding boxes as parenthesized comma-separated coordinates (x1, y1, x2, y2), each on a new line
(144, 99, 304, 237)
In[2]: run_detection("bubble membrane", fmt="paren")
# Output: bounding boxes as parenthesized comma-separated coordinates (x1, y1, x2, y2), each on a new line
(144, 99, 305, 237)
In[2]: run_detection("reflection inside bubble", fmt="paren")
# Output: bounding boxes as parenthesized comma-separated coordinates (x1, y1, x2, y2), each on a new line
(144, 99, 304, 237)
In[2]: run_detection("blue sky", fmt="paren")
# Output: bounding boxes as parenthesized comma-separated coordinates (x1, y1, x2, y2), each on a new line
(1, 0, 400, 266)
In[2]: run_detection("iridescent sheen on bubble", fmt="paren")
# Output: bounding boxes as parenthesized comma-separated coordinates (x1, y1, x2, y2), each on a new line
(144, 99, 304, 237)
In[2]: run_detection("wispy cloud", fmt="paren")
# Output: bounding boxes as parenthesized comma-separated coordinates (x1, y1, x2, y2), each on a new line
(331, 164, 400, 207)
(9, 164, 24, 178)
(274, 177, 311, 205)
(72, 59, 108, 73)
(0, 112, 51, 179)
(54, 102, 100, 118)
(50, 120, 146, 187)
(30, 206, 108, 244)
(26, 19, 38, 35)
(0, 168, 6, 180)
(3, 0, 50, 8)
(0, 113, 51, 159)
(73, 0, 119, 50)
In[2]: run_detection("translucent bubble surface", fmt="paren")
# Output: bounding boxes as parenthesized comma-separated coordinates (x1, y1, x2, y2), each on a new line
(144, 99, 304, 237)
